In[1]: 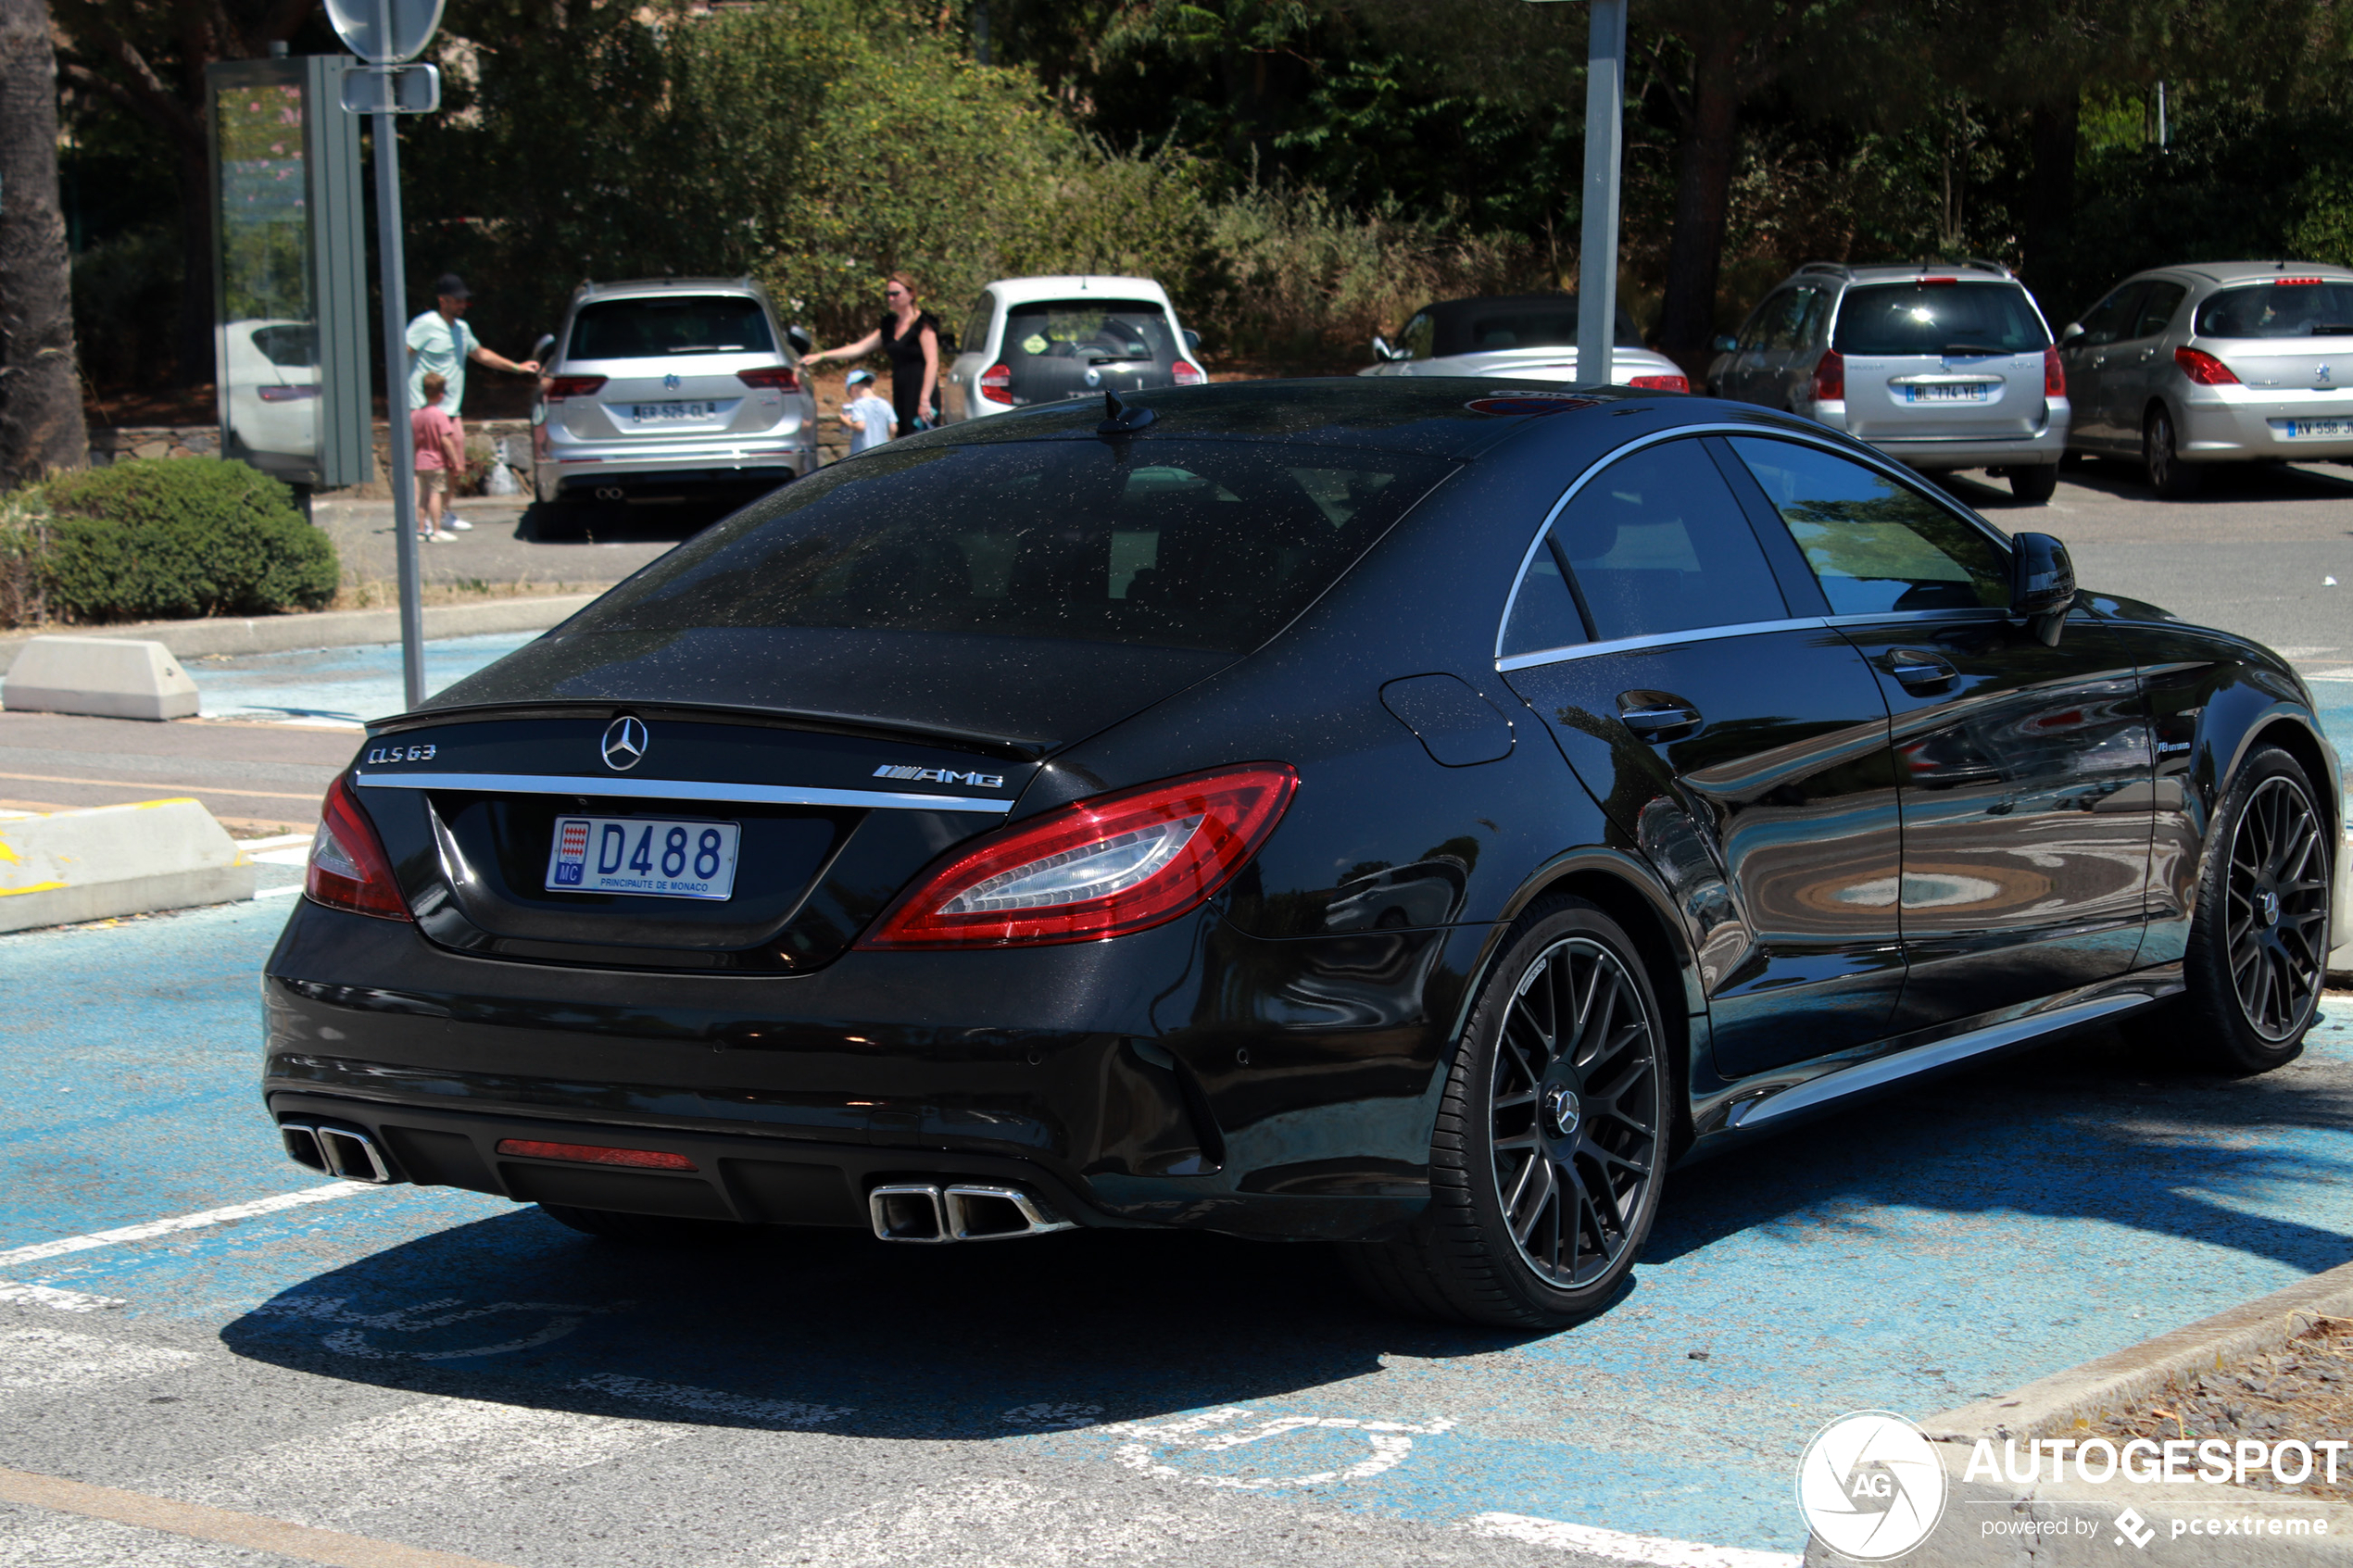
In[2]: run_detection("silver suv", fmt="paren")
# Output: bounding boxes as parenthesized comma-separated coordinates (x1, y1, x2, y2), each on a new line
(530, 278, 818, 516)
(2059, 260, 2353, 495)
(1706, 260, 2070, 503)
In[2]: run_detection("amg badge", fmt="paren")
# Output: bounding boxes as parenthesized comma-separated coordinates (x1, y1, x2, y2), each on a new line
(874, 764, 1005, 789)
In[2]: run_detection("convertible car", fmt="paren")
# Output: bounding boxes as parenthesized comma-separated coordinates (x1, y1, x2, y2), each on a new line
(267, 381, 2337, 1328)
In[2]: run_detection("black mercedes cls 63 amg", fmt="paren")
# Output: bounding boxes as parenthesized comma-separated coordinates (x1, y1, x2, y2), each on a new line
(267, 381, 2339, 1328)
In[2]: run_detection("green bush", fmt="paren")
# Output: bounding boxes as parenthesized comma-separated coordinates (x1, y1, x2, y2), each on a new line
(39, 459, 337, 622)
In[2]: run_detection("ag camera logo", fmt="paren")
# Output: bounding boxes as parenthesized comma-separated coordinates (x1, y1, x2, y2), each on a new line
(1795, 1411, 1948, 1561)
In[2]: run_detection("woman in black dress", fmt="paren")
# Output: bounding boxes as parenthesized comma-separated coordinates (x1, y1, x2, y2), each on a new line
(804, 272, 941, 434)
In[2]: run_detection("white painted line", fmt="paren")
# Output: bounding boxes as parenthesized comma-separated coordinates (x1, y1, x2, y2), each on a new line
(255, 884, 306, 897)
(571, 1371, 853, 1427)
(0, 1182, 373, 1272)
(0, 1325, 196, 1389)
(248, 847, 315, 866)
(239, 833, 314, 852)
(0, 1281, 129, 1312)
(1467, 1512, 1803, 1568)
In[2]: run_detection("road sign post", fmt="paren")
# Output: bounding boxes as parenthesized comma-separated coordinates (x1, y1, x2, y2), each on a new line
(1576, 0, 1625, 388)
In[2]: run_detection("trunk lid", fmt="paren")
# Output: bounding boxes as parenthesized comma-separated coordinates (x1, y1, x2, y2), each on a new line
(1841, 349, 2049, 441)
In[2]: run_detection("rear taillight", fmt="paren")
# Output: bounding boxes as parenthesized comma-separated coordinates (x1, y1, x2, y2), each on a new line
(545, 375, 607, 401)
(1173, 361, 1206, 386)
(857, 764, 1299, 949)
(737, 365, 802, 392)
(2175, 346, 2240, 385)
(1810, 350, 1845, 402)
(305, 776, 410, 922)
(1627, 373, 1690, 393)
(978, 364, 1013, 405)
(258, 384, 321, 402)
(2044, 345, 2066, 397)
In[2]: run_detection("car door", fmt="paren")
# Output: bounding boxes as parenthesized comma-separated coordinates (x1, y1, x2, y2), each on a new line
(2060, 281, 2149, 449)
(1774, 286, 1831, 409)
(1723, 435, 2153, 1032)
(1498, 434, 1906, 1080)
(1718, 291, 1792, 404)
(2102, 281, 2189, 446)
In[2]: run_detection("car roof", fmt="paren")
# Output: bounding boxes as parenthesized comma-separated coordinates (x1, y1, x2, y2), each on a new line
(979, 276, 1175, 307)
(2129, 260, 2353, 287)
(572, 278, 769, 305)
(892, 376, 1667, 458)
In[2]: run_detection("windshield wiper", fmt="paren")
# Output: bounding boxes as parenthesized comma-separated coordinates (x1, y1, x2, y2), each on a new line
(1941, 343, 2010, 358)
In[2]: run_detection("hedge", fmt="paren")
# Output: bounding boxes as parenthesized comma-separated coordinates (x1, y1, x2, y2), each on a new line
(39, 458, 337, 622)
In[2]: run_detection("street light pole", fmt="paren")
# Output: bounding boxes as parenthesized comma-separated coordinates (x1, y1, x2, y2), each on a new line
(1576, 0, 1626, 388)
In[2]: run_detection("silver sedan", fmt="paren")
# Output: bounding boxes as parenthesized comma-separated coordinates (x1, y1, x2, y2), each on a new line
(2059, 260, 2353, 495)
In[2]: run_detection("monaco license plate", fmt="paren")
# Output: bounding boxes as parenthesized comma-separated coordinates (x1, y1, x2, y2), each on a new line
(1903, 383, 1990, 403)
(631, 401, 716, 421)
(547, 815, 741, 900)
(2290, 418, 2353, 439)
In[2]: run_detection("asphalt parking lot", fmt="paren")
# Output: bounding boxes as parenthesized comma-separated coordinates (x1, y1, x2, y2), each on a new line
(0, 458, 2346, 1565)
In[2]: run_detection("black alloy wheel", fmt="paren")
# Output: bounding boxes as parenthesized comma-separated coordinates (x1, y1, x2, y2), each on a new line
(1344, 898, 1669, 1327)
(2008, 464, 2059, 504)
(2143, 406, 2205, 497)
(2180, 746, 2330, 1073)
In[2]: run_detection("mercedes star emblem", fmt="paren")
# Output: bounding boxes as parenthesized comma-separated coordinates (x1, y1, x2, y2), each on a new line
(601, 716, 648, 771)
(1541, 1085, 1581, 1139)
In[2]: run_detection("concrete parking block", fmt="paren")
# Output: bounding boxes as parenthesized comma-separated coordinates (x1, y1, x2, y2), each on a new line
(0, 798, 253, 933)
(3, 638, 197, 721)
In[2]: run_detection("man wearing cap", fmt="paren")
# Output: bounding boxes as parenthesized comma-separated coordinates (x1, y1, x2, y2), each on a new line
(406, 274, 539, 530)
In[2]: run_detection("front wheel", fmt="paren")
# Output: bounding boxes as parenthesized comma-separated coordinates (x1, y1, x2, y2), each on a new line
(1344, 898, 1670, 1327)
(2144, 407, 2205, 497)
(2178, 746, 2331, 1073)
(2008, 464, 2060, 504)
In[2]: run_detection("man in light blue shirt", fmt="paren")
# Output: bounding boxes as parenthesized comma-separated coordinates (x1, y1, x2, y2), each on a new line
(406, 273, 539, 414)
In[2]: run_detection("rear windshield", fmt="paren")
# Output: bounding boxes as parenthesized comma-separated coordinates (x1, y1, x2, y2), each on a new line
(570, 295, 775, 360)
(2195, 282, 2353, 338)
(249, 324, 315, 368)
(562, 440, 1452, 654)
(1001, 299, 1177, 366)
(1831, 282, 2049, 356)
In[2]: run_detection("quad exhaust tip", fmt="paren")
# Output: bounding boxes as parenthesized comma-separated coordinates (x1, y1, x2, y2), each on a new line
(278, 1121, 396, 1185)
(868, 1183, 1076, 1243)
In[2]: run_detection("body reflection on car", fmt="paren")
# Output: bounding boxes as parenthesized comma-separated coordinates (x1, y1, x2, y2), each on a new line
(265, 381, 2338, 1329)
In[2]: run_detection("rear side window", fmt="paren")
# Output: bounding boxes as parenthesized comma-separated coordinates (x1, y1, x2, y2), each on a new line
(2195, 281, 2353, 338)
(563, 441, 1453, 655)
(1831, 282, 2050, 356)
(1728, 437, 2009, 614)
(1549, 439, 1786, 642)
(570, 296, 775, 359)
(2074, 282, 2149, 347)
(2131, 282, 2188, 340)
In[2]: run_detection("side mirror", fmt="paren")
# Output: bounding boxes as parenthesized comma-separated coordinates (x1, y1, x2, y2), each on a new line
(2011, 531, 2077, 646)
(532, 332, 556, 363)
(786, 324, 814, 356)
(1182, 327, 1202, 355)
(1371, 334, 1395, 362)
(2059, 322, 2085, 346)
(1712, 334, 1739, 355)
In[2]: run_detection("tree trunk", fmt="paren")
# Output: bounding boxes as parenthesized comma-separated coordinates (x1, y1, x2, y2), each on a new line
(2022, 96, 2079, 313)
(1654, 31, 1743, 368)
(0, 0, 87, 482)
(175, 141, 214, 389)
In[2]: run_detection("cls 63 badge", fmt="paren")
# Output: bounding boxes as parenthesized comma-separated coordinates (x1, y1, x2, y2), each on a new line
(365, 744, 437, 764)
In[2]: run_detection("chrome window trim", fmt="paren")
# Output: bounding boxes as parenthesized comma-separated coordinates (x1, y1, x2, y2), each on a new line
(1496, 616, 1828, 673)
(1491, 420, 2018, 665)
(352, 771, 1016, 815)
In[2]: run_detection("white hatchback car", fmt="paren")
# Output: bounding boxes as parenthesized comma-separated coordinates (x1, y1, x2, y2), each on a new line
(1357, 294, 1692, 391)
(940, 276, 1207, 421)
(221, 319, 322, 480)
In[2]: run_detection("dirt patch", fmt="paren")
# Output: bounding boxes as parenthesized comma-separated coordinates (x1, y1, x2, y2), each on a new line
(2085, 1315, 2353, 1502)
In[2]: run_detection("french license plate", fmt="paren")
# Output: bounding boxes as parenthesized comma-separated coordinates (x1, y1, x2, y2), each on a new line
(1903, 383, 1990, 403)
(630, 401, 716, 421)
(547, 815, 741, 900)
(2290, 419, 2353, 438)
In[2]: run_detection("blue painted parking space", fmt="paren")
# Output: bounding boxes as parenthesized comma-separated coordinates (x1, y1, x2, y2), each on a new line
(190, 632, 535, 723)
(4, 890, 2350, 1556)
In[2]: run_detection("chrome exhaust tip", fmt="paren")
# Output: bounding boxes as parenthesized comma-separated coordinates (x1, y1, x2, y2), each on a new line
(869, 1184, 949, 1242)
(278, 1122, 328, 1174)
(313, 1125, 395, 1185)
(942, 1185, 1076, 1241)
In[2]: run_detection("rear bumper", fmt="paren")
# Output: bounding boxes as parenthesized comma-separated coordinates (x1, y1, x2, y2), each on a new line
(2178, 391, 2353, 461)
(1801, 398, 2071, 469)
(535, 440, 814, 499)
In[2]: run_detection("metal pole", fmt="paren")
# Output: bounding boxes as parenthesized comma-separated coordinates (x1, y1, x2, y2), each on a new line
(1576, 0, 1626, 388)
(371, 100, 424, 709)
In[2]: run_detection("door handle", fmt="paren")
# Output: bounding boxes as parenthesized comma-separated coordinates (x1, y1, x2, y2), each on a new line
(1617, 690, 1702, 741)
(1878, 650, 1958, 694)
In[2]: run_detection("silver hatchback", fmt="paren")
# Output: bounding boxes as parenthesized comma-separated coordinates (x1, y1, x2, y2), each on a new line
(1707, 260, 2071, 503)
(531, 278, 818, 512)
(2058, 260, 2353, 495)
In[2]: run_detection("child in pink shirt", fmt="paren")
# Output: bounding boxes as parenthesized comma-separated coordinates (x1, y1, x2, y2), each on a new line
(410, 372, 466, 542)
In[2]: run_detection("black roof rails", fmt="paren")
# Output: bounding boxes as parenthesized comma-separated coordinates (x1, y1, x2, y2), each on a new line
(1796, 261, 1853, 279)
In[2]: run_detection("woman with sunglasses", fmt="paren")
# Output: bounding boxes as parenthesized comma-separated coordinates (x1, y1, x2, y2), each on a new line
(805, 272, 940, 436)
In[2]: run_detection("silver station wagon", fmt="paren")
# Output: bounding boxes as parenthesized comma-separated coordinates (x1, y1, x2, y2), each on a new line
(2058, 260, 2353, 495)
(1707, 260, 2070, 503)
(530, 279, 818, 521)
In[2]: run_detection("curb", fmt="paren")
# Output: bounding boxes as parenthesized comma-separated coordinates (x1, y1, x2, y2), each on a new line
(0, 594, 598, 676)
(1806, 1260, 2353, 1565)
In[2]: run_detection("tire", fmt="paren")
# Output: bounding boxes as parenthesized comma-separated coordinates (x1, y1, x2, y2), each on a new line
(2143, 407, 2205, 497)
(2177, 746, 2331, 1073)
(2008, 464, 2059, 504)
(539, 1204, 766, 1248)
(1344, 897, 1671, 1327)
